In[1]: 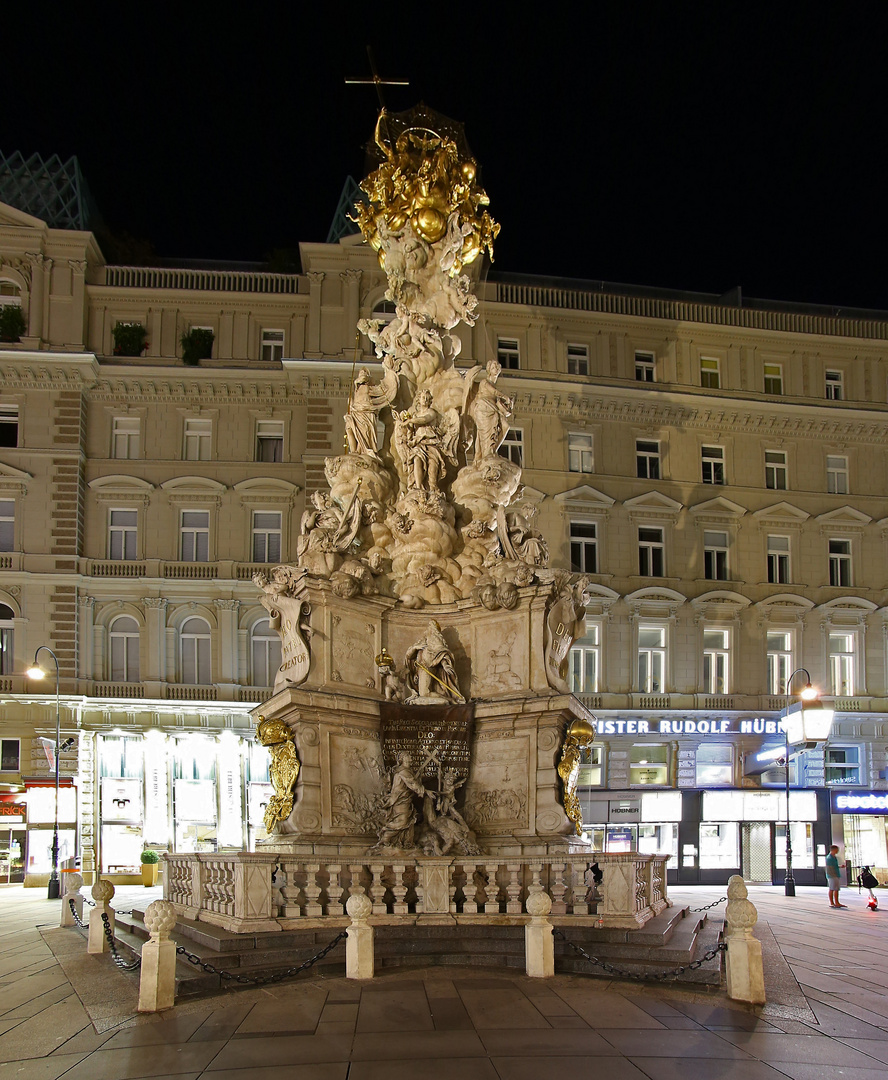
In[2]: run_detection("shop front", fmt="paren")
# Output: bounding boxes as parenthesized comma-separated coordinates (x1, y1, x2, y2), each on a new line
(832, 790, 888, 880)
(23, 777, 77, 887)
(0, 793, 26, 883)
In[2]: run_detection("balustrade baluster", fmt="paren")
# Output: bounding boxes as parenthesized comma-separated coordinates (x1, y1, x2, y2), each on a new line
(550, 861, 567, 915)
(391, 863, 408, 914)
(484, 862, 500, 914)
(304, 863, 323, 917)
(368, 863, 387, 915)
(505, 862, 522, 914)
(327, 863, 343, 915)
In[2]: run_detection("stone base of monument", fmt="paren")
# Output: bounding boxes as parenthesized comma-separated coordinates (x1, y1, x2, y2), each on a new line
(117, 901, 721, 992)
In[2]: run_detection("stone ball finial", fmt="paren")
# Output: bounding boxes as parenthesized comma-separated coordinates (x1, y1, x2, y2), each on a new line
(346, 887, 372, 922)
(144, 899, 178, 939)
(526, 887, 552, 919)
(64, 873, 83, 895)
(91, 879, 115, 903)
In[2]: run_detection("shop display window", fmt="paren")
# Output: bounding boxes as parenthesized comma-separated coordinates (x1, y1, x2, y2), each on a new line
(630, 744, 669, 786)
(577, 746, 603, 787)
(27, 828, 76, 874)
(696, 743, 733, 786)
(699, 822, 739, 868)
(101, 823, 143, 872)
(638, 822, 679, 862)
(775, 823, 814, 869)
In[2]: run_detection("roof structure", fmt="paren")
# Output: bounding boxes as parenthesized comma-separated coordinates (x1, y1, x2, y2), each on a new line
(0, 151, 96, 230)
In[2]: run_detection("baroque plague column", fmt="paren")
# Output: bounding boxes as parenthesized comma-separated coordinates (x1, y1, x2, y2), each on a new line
(253, 105, 595, 858)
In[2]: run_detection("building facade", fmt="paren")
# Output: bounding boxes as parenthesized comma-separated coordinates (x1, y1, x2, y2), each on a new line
(2, 196, 888, 885)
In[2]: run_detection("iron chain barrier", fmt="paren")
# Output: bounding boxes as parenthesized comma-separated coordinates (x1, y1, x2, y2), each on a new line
(100, 913, 142, 971)
(175, 931, 347, 986)
(689, 895, 728, 912)
(67, 898, 87, 930)
(554, 928, 727, 983)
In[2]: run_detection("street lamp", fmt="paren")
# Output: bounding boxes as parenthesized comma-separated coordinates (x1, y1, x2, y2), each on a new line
(780, 667, 835, 897)
(26, 647, 62, 900)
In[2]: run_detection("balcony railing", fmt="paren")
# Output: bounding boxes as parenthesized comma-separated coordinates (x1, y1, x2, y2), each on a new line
(103, 265, 300, 294)
(165, 685, 218, 701)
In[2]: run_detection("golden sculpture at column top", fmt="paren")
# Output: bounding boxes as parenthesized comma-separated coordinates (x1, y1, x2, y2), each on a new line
(557, 716, 596, 837)
(352, 103, 500, 275)
(256, 716, 300, 834)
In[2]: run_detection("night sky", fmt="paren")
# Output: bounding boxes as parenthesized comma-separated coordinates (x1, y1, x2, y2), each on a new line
(4, 7, 886, 309)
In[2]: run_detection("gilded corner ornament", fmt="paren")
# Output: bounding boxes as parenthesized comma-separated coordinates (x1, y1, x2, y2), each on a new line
(257, 716, 300, 833)
(557, 717, 596, 837)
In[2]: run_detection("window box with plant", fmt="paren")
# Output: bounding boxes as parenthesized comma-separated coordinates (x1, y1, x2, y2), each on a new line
(181, 328, 214, 366)
(0, 306, 27, 343)
(140, 848, 160, 886)
(112, 321, 149, 357)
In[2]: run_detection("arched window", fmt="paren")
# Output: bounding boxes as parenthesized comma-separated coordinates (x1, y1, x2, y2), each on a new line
(180, 617, 211, 684)
(251, 619, 281, 687)
(0, 603, 13, 675)
(109, 616, 140, 683)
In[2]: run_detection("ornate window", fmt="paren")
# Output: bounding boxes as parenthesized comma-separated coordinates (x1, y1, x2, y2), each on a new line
(0, 603, 13, 675)
(569, 626, 600, 694)
(252, 511, 282, 563)
(498, 428, 523, 467)
(637, 625, 666, 693)
(636, 439, 660, 479)
(111, 416, 140, 459)
(828, 538, 852, 587)
(767, 534, 791, 584)
(568, 432, 593, 473)
(0, 499, 14, 551)
(180, 511, 210, 562)
(828, 632, 855, 696)
(703, 530, 729, 581)
(251, 619, 282, 687)
(183, 418, 212, 461)
(567, 343, 589, 376)
(827, 455, 849, 494)
(765, 450, 787, 490)
(108, 509, 137, 560)
(0, 405, 18, 448)
(256, 420, 284, 463)
(700, 357, 720, 389)
(109, 616, 140, 683)
(702, 628, 729, 693)
(702, 445, 725, 484)
(825, 369, 844, 400)
(570, 521, 597, 573)
(767, 630, 792, 694)
(180, 617, 211, 684)
(763, 363, 783, 394)
(260, 329, 284, 363)
(638, 527, 664, 576)
(635, 351, 655, 382)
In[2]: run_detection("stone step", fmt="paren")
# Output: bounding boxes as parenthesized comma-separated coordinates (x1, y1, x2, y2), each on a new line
(116, 903, 723, 993)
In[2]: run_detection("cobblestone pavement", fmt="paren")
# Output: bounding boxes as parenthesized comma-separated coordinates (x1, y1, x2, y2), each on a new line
(1, 881, 887, 1080)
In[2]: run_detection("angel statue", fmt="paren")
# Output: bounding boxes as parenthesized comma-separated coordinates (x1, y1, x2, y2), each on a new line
(344, 362, 399, 459)
(462, 359, 513, 459)
(393, 388, 460, 492)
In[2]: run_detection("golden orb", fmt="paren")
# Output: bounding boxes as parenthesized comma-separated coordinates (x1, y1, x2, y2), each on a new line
(567, 717, 595, 745)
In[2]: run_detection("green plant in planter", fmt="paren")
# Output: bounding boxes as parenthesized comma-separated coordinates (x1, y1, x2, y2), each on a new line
(112, 321, 148, 357)
(180, 327, 214, 365)
(140, 849, 160, 864)
(0, 306, 27, 343)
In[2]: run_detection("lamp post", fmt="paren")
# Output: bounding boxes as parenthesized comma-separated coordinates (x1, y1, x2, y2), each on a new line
(780, 667, 835, 897)
(26, 647, 61, 900)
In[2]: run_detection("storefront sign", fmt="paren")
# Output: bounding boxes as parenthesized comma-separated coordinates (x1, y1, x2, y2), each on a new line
(597, 718, 784, 737)
(0, 794, 26, 820)
(833, 791, 888, 814)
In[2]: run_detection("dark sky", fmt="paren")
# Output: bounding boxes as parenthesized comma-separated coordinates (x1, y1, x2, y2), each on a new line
(4, 7, 887, 308)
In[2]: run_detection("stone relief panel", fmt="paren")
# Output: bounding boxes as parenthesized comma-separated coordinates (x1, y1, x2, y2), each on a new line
(329, 730, 386, 834)
(470, 613, 527, 697)
(463, 732, 530, 832)
(329, 616, 377, 689)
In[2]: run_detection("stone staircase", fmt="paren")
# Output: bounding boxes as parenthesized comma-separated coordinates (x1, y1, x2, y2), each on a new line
(113, 902, 724, 997)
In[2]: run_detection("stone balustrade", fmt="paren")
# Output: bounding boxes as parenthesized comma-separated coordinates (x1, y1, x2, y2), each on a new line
(163, 852, 670, 934)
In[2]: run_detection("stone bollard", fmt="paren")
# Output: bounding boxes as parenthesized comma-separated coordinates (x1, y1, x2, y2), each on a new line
(525, 886, 555, 978)
(345, 887, 374, 979)
(138, 899, 178, 1012)
(724, 874, 766, 1004)
(88, 879, 115, 954)
(60, 873, 84, 928)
